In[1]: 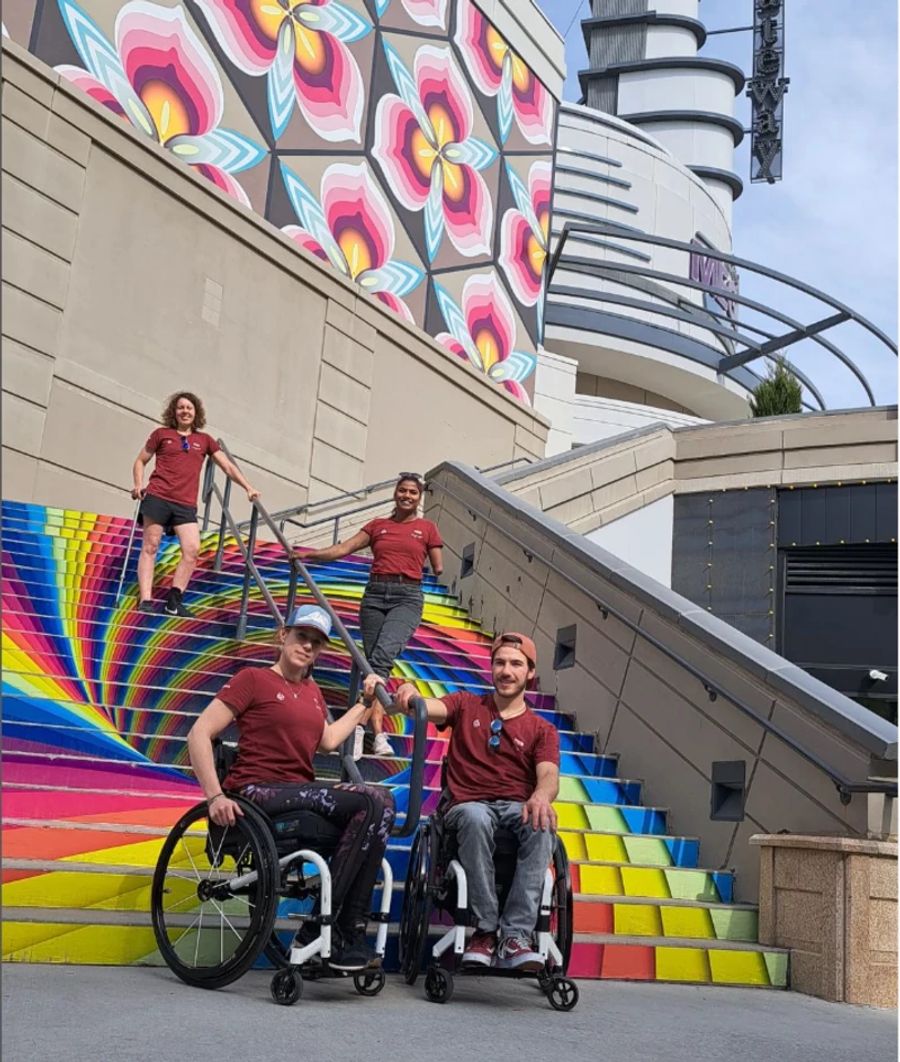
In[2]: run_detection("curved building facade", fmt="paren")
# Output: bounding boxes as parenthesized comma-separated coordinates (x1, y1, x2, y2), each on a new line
(536, 100, 748, 449)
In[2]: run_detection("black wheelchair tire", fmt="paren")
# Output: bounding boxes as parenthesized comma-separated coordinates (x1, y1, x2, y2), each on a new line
(353, 970, 386, 996)
(545, 976, 579, 1011)
(398, 822, 435, 985)
(151, 799, 280, 990)
(550, 838, 574, 974)
(271, 968, 303, 1005)
(424, 966, 454, 1004)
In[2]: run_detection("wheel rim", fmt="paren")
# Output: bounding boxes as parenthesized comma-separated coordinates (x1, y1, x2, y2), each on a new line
(151, 801, 278, 985)
(398, 825, 433, 983)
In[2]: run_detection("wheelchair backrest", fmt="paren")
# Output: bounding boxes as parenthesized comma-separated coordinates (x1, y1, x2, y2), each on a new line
(213, 738, 238, 785)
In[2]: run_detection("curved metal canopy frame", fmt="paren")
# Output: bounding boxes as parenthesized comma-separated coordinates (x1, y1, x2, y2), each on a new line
(545, 223, 897, 408)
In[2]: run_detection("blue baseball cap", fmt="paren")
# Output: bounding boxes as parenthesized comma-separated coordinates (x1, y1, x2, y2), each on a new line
(285, 604, 332, 639)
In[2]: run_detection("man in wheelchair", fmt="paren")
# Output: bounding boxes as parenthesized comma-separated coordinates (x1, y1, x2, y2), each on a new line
(187, 604, 393, 973)
(393, 632, 559, 972)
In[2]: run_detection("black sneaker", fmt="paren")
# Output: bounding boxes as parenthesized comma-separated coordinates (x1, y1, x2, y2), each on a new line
(164, 589, 191, 617)
(328, 929, 373, 972)
(137, 600, 154, 614)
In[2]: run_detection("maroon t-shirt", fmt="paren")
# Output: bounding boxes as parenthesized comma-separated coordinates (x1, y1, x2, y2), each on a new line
(362, 517, 442, 580)
(144, 427, 220, 508)
(439, 692, 560, 805)
(217, 667, 328, 789)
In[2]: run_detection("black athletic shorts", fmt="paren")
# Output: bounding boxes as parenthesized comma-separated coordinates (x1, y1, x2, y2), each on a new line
(138, 493, 198, 537)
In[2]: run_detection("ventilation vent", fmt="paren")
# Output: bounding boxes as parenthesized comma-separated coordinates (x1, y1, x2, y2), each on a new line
(784, 545, 897, 593)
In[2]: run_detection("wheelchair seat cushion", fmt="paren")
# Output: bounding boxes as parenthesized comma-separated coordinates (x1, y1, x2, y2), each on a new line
(441, 822, 520, 861)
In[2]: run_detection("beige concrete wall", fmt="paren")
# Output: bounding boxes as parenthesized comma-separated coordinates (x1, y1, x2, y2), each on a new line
(753, 835, 897, 1006)
(1, 40, 548, 525)
(426, 462, 897, 902)
(498, 408, 897, 535)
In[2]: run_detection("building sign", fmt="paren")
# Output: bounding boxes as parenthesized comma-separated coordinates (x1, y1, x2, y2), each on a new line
(747, 0, 789, 183)
(690, 239, 740, 322)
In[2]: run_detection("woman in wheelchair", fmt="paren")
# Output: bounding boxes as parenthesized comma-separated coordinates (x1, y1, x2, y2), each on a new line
(186, 604, 394, 974)
(391, 632, 573, 998)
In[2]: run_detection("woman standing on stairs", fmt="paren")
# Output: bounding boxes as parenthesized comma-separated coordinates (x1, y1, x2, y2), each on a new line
(302, 474, 443, 756)
(131, 391, 259, 616)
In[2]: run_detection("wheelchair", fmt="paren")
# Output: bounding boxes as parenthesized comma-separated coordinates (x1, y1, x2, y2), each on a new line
(397, 804, 579, 1011)
(150, 740, 393, 1005)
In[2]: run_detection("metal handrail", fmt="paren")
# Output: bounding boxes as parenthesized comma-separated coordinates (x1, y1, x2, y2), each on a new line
(546, 222, 896, 409)
(200, 441, 428, 836)
(249, 456, 535, 545)
(433, 472, 897, 805)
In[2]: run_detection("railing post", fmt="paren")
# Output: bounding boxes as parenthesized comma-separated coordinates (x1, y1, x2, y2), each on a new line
(236, 506, 258, 641)
(340, 662, 362, 781)
(201, 458, 214, 531)
(213, 477, 233, 573)
(285, 561, 298, 620)
(332, 516, 340, 545)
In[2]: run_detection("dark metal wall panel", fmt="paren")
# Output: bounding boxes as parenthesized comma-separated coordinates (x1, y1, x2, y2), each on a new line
(673, 488, 776, 646)
(777, 483, 897, 547)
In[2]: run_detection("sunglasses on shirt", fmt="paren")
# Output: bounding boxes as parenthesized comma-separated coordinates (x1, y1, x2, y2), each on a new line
(180, 436, 190, 452)
(488, 717, 503, 752)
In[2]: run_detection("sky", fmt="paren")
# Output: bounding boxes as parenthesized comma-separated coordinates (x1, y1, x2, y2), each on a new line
(534, 0, 899, 407)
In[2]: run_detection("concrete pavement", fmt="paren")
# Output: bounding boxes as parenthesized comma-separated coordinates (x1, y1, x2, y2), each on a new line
(2, 964, 895, 1062)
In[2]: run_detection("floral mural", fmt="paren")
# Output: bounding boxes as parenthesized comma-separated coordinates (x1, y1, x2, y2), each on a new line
(10, 0, 557, 402)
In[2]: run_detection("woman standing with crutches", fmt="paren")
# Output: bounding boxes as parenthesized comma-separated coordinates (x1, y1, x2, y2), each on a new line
(130, 392, 259, 616)
(303, 474, 442, 755)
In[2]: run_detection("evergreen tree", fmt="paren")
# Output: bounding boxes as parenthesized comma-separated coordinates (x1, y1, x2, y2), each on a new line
(750, 357, 803, 417)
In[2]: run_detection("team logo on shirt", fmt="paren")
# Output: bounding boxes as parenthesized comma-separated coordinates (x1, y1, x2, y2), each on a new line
(276, 692, 285, 701)
(411, 529, 423, 538)
(473, 719, 481, 728)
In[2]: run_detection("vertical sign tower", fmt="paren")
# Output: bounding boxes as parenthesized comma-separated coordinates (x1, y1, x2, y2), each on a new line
(747, 0, 789, 183)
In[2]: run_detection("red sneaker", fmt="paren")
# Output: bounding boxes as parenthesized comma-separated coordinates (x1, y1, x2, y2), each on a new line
(495, 935, 542, 972)
(462, 930, 497, 967)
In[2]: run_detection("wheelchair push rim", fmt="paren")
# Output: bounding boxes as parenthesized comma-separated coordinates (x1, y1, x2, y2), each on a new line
(151, 799, 280, 989)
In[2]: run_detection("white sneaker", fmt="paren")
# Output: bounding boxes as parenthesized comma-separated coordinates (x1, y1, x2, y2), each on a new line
(352, 726, 365, 760)
(371, 733, 393, 757)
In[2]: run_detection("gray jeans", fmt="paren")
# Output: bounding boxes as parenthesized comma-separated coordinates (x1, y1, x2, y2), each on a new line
(358, 582, 423, 679)
(444, 800, 555, 939)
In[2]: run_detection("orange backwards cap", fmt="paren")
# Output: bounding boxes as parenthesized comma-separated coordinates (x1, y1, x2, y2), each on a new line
(490, 632, 537, 669)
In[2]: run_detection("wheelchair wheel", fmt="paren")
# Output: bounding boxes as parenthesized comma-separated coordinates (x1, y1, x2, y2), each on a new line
(424, 966, 453, 1004)
(398, 822, 435, 985)
(549, 838, 574, 974)
(353, 970, 386, 996)
(545, 976, 579, 1012)
(151, 799, 280, 989)
(271, 968, 303, 1006)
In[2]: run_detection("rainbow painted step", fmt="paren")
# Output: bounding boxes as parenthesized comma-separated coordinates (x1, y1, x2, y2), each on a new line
(1, 501, 787, 989)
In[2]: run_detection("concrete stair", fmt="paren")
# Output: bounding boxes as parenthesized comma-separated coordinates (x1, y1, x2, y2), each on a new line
(1, 501, 788, 988)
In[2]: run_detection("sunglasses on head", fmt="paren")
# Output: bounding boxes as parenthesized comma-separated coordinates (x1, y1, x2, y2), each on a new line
(397, 472, 423, 484)
(488, 716, 503, 752)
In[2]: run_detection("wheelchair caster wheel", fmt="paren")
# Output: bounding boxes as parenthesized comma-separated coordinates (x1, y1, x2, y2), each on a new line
(353, 970, 386, 997)
(424, 966, 453, 1004)
(271, 968, 303, 1006)
(545, 976, 578, 1012)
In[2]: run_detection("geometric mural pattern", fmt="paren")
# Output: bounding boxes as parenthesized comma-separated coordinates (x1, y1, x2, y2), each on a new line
(5, 0, 555, 402)
(2, 500, 788, 986)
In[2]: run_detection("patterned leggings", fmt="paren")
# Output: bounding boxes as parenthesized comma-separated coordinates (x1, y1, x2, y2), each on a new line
(240, 781, 395, 931)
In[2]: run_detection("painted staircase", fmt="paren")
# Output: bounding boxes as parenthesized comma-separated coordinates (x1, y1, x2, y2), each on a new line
(1, 500, 788, 988)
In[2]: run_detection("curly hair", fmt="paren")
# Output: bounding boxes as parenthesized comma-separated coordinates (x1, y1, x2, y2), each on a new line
(161, 391, 206, 431)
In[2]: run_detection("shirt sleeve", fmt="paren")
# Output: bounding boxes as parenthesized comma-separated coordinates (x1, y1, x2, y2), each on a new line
(534, 720, 560, 768)
(361, 519, 377, 541)
(438, 691, 467, 731)
(426, 521, 443, 549)
(206, 434, 220, 455)
(144, 427, 162, 453)
(217, 668, 258, 718)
